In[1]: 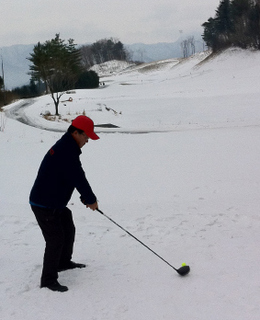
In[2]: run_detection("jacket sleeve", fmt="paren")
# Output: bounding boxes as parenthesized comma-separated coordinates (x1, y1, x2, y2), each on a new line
(68, 155, 97, 205)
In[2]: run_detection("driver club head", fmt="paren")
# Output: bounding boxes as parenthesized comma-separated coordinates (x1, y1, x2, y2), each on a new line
(176, 265, 190, 276)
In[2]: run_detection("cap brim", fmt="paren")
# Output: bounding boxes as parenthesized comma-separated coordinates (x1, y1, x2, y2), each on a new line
(88, 132, 100, 140)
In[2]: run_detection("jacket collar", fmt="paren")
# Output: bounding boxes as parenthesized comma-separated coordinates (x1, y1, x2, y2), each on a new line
(64, 132, 82, 155)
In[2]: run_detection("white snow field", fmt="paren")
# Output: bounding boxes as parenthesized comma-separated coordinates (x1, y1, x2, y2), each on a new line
(1, 47, 260, 319)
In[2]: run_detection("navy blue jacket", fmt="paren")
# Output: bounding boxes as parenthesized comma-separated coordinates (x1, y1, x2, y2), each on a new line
(30, 132, 97, 209)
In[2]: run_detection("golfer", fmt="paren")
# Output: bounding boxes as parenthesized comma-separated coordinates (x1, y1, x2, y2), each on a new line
(29, 115, 99, 292)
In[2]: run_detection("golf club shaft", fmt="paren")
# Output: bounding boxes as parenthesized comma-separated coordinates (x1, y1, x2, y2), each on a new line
(96, 209, 178, 272)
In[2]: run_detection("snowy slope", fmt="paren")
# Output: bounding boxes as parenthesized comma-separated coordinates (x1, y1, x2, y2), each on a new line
(1, 48, 260, 320)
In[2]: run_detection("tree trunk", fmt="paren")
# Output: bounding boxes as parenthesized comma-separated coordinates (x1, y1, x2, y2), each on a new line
(55, 100, 59, 116)
(50, 91, 60, 116)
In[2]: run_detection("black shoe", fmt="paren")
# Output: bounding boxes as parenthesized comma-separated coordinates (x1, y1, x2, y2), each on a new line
(58, 261, 86, 272)
(41, 281, 68, 292)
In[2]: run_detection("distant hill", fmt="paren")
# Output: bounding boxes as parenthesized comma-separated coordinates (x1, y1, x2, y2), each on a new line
(0, 44, 34, 90)
(0, 34, 204, 89)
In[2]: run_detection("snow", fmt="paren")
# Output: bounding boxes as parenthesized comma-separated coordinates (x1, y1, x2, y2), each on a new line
(1, 47, 260, 319)
(90, 60, 136, 77)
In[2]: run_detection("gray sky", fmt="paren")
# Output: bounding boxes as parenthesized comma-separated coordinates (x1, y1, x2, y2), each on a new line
(0, 0, 220, 47)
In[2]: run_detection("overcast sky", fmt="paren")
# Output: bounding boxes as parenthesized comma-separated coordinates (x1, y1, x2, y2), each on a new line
(0, 0, 220, 47)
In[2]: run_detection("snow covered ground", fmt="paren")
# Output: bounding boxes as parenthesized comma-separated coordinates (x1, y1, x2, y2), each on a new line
(1, 48, 260, 319)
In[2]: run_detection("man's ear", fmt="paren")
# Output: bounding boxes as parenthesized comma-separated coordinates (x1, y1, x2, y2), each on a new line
(71, 130, 78, 137)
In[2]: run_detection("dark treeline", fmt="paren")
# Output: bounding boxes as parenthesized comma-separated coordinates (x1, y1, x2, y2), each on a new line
(0, 79, 44, 107)
(80, 38, 130, 69)
(13, 80, 45, 98)
(202, 0, 260, 52)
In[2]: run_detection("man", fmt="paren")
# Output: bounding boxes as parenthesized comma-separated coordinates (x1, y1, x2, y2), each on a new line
(30, 115, 99, 292)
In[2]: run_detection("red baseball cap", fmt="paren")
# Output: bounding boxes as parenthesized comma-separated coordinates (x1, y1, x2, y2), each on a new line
(72, 115, 99, 140)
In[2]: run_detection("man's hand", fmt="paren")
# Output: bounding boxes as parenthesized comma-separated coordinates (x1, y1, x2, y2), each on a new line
(87, 201, 98, 211)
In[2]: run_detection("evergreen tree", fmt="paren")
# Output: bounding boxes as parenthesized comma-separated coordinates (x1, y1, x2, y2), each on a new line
(0, 76, 3, 90)
(202, 0, 260, 51)
(113, 41, 126, 60)
(202, 18, 219, 51)
(28, 34, 81, 115)
(248, 1, 260, 48)
(230, 0, 253, 47)
(215, 0, 233, 46)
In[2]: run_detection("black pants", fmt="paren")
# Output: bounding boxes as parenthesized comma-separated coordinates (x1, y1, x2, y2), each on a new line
(31, 205, 75, 286)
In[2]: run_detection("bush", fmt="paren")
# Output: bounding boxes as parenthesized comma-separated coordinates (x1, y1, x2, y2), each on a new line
(75, 70, 99, 89)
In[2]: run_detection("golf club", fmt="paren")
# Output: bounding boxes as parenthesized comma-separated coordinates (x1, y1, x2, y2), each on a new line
(96, 209, 190, 276)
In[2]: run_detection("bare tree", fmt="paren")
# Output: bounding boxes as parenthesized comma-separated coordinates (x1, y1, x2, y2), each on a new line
(188, 36, 196, 55)
(80, 45, 94, 70)
(181, 40, 188, 58)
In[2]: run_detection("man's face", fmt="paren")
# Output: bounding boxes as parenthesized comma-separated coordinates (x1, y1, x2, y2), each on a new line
(72, 131, 89, 148)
